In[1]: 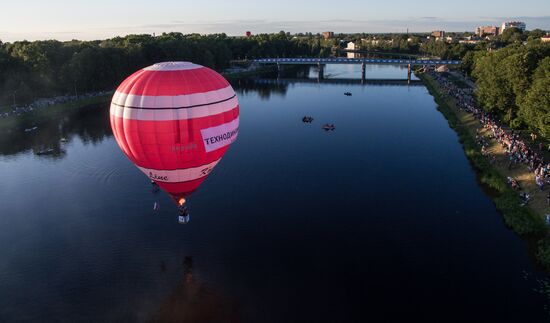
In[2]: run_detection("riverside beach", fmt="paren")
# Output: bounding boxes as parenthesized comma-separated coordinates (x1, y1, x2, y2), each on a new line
(419, 70, 550, 268)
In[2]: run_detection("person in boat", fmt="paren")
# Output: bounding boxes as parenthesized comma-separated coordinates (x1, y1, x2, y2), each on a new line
(322, 123, 335, 131)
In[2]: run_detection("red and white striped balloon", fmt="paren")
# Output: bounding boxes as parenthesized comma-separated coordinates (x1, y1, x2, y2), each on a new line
(110, 61, 239, 201)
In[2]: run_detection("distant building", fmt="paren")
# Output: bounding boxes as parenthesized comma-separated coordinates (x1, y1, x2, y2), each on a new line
(245, 31, 252, 38)
(542, 34, 550, 42)
(459, 39, 481, 45)
(322, 31, 334, 40)
(346, 42, 359, 51)
(476, 26, 499, 37)
(431, 30, 446, 39)
(501, 21, 526, 32)
(445, 36, 457, 43)
(435, 65, 449, 73)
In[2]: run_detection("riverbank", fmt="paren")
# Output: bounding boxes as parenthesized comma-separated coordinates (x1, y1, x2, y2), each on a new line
(418, 71, 550, 269)
(0, 93, 113, 131)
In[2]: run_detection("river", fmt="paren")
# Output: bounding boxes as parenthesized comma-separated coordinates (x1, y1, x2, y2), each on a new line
(0, 65, 548, 322)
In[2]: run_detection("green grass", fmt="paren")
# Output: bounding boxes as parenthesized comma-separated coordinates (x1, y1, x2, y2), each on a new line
(0, 93, 112, 131)
(419, 72, 550, 269)
(0, 103, 14, 114)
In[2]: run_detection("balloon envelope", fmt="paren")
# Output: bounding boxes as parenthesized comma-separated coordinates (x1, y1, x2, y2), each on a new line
(110, 61, 239, 201)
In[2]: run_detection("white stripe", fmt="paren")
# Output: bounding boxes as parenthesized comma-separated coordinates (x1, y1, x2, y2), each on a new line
(143, 61, 202, 71)
(112, 85, 235, 109)
(110, 96, 238, 121)
(138, 159, 220, 183)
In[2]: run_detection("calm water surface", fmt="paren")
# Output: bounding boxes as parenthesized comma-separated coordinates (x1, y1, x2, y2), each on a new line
(0, 65, 548, 322)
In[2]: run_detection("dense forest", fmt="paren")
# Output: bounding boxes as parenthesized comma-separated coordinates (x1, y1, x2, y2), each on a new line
(468, 41, 550, 137)
(1, 29, 549, 138)
(0, 32, 330, 106)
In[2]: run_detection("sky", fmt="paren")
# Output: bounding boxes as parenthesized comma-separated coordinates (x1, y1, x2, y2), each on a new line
(1, 0, 550, 42)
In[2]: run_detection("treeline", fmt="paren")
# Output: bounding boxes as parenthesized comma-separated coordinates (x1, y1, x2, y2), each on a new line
(0, 32, 330, 106)
(468, 41, 550, 137)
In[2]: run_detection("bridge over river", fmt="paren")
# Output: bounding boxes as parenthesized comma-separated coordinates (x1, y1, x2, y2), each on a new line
(252, 77, 424, 86)
(253, 57, 461, 81)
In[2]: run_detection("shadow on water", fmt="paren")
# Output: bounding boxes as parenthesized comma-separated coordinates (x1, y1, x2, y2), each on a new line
(232, 78, 289, 100)
(150, 257, 240, 323)
(0, 103, 112, 158)
(231, 65, 320, 100)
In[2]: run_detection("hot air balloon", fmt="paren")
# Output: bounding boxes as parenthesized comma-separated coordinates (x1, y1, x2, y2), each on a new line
(110, 61, 239, 210)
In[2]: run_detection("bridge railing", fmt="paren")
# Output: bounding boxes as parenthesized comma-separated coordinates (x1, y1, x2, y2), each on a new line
(253, 58, 461, 65)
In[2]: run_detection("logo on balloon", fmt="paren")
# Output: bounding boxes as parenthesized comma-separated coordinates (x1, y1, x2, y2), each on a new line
(201, 118, 239, 152)
(148, 172, 168, 181)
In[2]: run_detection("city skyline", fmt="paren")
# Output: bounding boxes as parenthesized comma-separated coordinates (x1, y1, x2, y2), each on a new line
(1, 0, 550, 41)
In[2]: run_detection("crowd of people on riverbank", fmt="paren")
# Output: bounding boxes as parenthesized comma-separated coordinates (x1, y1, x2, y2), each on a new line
(429, 71, 550, 208)
(0, 91, 111, 119)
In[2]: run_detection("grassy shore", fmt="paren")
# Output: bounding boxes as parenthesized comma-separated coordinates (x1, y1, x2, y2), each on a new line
(418, 72, 550, 269)
(0, 93, 113, 131)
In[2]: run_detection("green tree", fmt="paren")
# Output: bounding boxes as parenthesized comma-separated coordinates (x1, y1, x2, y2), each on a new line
(519, 57, 550, 137)
(499, 27, 524, 44)
(473, 41, 550, 127)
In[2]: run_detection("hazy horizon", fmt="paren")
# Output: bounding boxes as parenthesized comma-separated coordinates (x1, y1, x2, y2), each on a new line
(1, 0, 550, 42)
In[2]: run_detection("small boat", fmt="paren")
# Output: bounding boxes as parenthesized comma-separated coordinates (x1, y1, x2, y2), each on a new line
(60, 138, 68, 143)
(322, 124, 336, 131)
(302, 116, 314, 123)
(344, 92, 352, 96)
(24, 126, 38, 132)
(35, 148, 55, 155)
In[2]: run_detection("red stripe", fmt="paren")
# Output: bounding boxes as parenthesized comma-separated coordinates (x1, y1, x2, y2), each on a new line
(111, 107, 239, 170)
(158, 178, 206, 197)
(116, 67, 230, 96)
